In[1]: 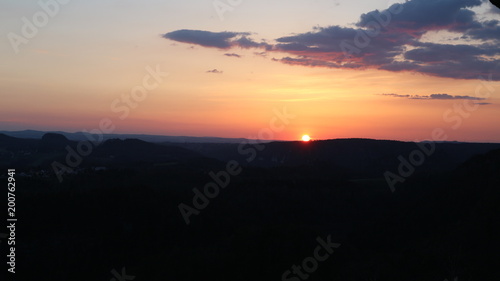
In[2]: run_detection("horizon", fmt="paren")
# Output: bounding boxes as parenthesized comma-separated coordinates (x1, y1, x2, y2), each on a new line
(2, 129, 500, 144)
(1, 0, 500, 142)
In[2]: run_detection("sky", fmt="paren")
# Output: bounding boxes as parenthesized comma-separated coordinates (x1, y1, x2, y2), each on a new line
(1, 0, 499, 142)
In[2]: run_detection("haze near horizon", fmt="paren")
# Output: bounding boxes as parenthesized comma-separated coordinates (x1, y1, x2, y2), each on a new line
(1, 0, 499, 142)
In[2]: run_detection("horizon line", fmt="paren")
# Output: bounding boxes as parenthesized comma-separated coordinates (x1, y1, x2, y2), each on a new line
(1, 129, 500, 144)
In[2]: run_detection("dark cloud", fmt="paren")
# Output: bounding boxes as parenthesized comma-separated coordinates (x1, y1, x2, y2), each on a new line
(206, 69, 223, 74)
(162, 30, 272, 50)
(465, 20, 500, 40)
(224, 53, 241, 58)
(404, 43, 494, 62)
(358, 0, 482, 32)
(164, 0, 500, 81)
(234, 36, 272, 49)
(429, 93, 485, 100)
(163, 30, 247, 49)
(381, 93, 487, 101)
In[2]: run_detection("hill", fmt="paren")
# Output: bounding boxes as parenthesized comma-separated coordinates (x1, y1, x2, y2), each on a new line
(12, 137, 500, 280)
(173, 138, 500, 177)
(0, 129, 253, 143)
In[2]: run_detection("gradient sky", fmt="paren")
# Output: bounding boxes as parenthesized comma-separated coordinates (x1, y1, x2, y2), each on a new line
(1, 0, 499, 142)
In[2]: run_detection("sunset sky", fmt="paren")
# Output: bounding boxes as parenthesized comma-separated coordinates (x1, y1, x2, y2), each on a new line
(1, 0, 499, 142)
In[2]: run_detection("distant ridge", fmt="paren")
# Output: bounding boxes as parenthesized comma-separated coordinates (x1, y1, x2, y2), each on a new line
(2, 130, 499, 144)
(2, 132, 500, 183)
(0, 130, 254, 144)
(41, 132, 69, 142)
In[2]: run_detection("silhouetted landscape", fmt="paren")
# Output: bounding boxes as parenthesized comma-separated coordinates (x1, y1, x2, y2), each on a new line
(4, 0, 500, 280)
(1, 131, 499, 280)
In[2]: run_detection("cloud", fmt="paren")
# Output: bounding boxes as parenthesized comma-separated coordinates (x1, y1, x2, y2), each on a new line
(273, 56, 345, 68)
(380, 93, 487, 101)
(224, 53, 241, 58)
(163, 30, 244, 49)
(162, 29, 271, 50)
(380, 93, 410, 98)
(490, 5, 500, 14)
(490, 0, 500, 11)
(254, 52, 267, 57)
(357, 0, 483, 32)
(465, 19, 500, 40)
(163, 0, 500, 80)
(206, 69, 223, 74)
(429, 93, 485, 100)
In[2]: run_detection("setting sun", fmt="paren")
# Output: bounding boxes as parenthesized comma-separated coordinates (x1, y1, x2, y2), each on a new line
(302, 135, 311, 142)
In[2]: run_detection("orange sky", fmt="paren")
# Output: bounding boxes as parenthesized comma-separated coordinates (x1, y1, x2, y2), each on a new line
(1, 0, 499, 142)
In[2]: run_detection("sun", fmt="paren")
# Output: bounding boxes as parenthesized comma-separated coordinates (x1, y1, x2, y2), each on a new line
(301, 135, 311, 142)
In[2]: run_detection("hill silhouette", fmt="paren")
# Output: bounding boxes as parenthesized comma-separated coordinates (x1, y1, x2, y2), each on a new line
(173, 138, 500, 177)
(0, 129, 252, 143)
(6, 132, 500, 280)
(0, 133, 209, 171)
(3, 134, 500, 181)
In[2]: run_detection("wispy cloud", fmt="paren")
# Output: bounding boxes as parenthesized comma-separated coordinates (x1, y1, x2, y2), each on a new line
(224, 53, 241, 58)
(206, 69, 223, 74)
(380, 93, 489, 102)
(254, 52, 267, 57)
(381, 93, 411, 98)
